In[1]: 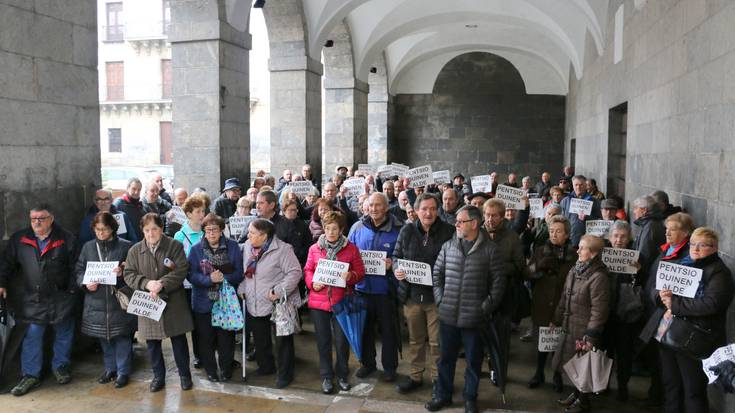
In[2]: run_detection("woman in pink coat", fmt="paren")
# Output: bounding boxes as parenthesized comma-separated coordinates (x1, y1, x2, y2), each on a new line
(304, 211, 365, 395)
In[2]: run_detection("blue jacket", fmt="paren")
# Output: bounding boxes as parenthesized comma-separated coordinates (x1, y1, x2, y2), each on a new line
(560, 192, 601, 247)
(186, 236, 244, 314)
(348, 214, 402, 295)
(79, 205, 138, 245)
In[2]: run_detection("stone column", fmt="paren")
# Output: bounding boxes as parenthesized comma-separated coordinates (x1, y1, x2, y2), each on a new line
(324, 78, 369, 176)
(169, 1, 251, 194)
(368, 60, 389, 165)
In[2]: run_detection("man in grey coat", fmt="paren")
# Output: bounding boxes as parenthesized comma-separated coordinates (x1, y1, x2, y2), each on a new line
(425, 205, 506, 413)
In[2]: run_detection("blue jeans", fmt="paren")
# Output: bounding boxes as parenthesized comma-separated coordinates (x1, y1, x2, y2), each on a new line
(21, 318, 75, 378)
(100, 335, 133, 376)
(436, 322, 483, 402)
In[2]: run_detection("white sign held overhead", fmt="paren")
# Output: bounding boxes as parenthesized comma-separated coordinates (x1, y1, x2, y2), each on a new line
(360, 250, 387, 276)
(82, 261, 118, 285)
(391, 163, 410, 177)
(357, 164, 375, 175)
(289, 180, 314, 197)
(313, 259, 349, 288)
(568, 198, 594, 215)
(655, 261, 703, 298)
(168, 206, 187, 225)
(432, 170, 451, 185)
(395, 259, 433, 286)
(407, 165, 433, 188)
(601, 248, 640, 274)
(529, 198, 545, 218)
(127, 290, 167, 321)
(113, 213, 128, 235)
(538, 327, 564, 352)
(470, 175, 491, 193)
(228, 215, 256, 239)
(343, 178, 366, 197)
(377, 164, 393, 177)
(586, 220, 613, 237)
(495, 185, 526, 210)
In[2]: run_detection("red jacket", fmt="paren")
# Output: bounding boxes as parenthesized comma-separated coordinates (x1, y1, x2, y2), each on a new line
(304, 241, 365, 312)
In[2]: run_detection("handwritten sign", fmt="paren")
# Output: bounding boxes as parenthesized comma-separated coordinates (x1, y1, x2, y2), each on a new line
(538, 327, 564, 352)
(703, 344, 735, 383)
(529, 198, 545, 218)
(495, 185, 526, 210)
(113, 213, 128, 235)
(407, 165, 433, 188)
(568, 198, 593, 215)
(391, 163, 410, 177)
(82, 261, 118, 285)
(313, 259, 349, 288)
(127, 290, 167, 321)
(655, 261, 703, 298)
(357, 164, 375, 175)
(360, 250, 387, 276)
(395, 259, 432, 286)
(289, 180, 314, 197)
(602, 248, 640, 274)
(377, 164, 393, 177)
(168, 206, 187, 225)
(343, 178, 366, 197)
(470, 175, 491, 193)
(433, 170, 451, 185)
(586, 220, 613, 237)
(228, 215, 256, 239)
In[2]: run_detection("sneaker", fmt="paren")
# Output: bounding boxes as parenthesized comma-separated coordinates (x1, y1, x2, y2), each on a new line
(53, 364, 72, 384)
(321, 378, 334, 394)
(11, 376, 41, 396)
(355, 365, 376, 379)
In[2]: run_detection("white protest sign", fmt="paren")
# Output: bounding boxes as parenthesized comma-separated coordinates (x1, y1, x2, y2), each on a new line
(289, 180, 314, 197)
(357, 164, 375, 175)
(360, 250, 387, 276)
(495, 185, 526, 210)
(228, 215, 256, 239)
(377, 164, 393, 177)
(703, 344, 735, 383)
(113, 213, 128, 235)
(407, 165, 433, 188)
(655, 261, 703, 298)
(127, 290, 167, 321)
(538, 327, 564, 352)
(395, 259, 433, 286)
(168, 206, 187, 225)
(601, 248, 640, 274)
(586, 220, 613, 237)
(343, 178, 366, 197)
(433, 170, 451, 185)
(568, 198, 593, 215)
(82, 261, 118, 285)
(313, 259, 349, 288)
(470, 175, 491, 193)
(529, 198, 545, 218)
(391, 163, 410, 177)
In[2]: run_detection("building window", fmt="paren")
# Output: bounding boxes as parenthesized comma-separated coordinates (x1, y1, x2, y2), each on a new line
(106, 2, 124, 42)
(162, 0, 171, 34)
(108, 129, 122, 152)
(161, 59, 172, 99)
(106, 62, 124, 100)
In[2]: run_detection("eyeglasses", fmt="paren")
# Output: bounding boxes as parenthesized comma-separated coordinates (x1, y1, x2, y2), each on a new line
(285, 209, 298, 213)
(455, 219, 473, 226)
(95, 197, 112, 202)
(691, 243, 714, 249)
(30, 216, 51, 222)
(94, 227, 113, 233)
(204, 228, 221, 234)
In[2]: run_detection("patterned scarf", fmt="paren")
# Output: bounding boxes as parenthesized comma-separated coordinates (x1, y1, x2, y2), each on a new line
(318, 234, 347, 261)
(201, 238, 230, 300)
(244, 236, 273, 278)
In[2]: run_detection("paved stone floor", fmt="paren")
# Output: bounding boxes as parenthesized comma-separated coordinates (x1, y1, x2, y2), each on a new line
(1, 318, 656, 413)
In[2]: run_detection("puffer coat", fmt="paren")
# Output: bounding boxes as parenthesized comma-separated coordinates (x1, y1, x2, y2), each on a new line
(304, 240, 365, 312)
(76, 236, 134, 339)
(124, 235, 193, 340)
(433, 231, 506, 328)
(527, 240, 577, 326)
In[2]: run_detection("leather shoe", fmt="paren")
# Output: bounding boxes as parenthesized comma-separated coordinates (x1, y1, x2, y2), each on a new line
(396, 378, 422, 394)
(564, 399, 590, 413)
(180, 376, 193, 391)
(207, 374, 220, 382)
(149, 377, 166, 392)
(114, 374, 129, 388)
(275, 377, 292, 389)
(321, 378, 334, 394)
(381, 370, 397, 383)
(527, 372, 544, 388)
(464, 399, 478, 413)
(337, 378, 351, 391)
(355, 365, 376, 379)
(98, 370, 117, 384)
(424, 397, 452, 412)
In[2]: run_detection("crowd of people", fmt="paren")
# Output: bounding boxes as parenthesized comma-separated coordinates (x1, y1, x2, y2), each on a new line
(0, 164, 733, 413)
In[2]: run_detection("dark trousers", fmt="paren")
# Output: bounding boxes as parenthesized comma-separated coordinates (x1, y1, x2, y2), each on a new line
(658, 344, 709, 413)
(644, 341, 663, 401)
(146, 334, 191, 379)
(185, 289, 201, 360)
(194, 312, 235, 378)
(361, 293, 398, 373)
(247, 312, 294, 382)
(436, 322, 483, 402)
(606, 321, 637, 389)
(311, 308, 349, 380)
(99, 335, 133, 376)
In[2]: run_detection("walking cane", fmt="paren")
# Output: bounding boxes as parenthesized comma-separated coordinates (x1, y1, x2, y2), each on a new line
(242, 296, 247, 382)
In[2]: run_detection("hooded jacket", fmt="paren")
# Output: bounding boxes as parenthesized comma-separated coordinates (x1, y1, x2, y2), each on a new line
(348, 214, 402, 295)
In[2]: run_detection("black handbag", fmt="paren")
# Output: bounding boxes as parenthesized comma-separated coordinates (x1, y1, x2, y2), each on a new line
(659, 316, 716, 360)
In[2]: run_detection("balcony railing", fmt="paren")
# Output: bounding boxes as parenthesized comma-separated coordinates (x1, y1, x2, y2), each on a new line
(100, 21, 171, 43)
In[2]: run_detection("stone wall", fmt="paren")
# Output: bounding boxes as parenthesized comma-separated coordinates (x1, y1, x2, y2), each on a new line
(0, 0, 100, 243)
(390, 52, 566, 179)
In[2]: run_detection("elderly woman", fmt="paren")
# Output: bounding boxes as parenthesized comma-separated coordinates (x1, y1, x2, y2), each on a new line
(124, 213, 193, 392)
(309, 198, 335, 242)
(238, 219, 302, 389)
(304, 211, 365, 394)
(544, 186, 565, 208)
(526, 215, 577, 391)
(523, 204, 562, 256)
(640, 227, 734, 413)
(187, 213, 244, 382)
(280, 199, 311, 267)
(552, 235, 609, 412)
(76, 212, 134, 388)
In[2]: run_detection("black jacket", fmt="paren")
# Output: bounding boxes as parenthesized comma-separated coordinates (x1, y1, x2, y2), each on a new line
(0, 224, 78, 324)
(393, 219, 454, 304)
(433, 230, 506, 328)
(214, 193, 237, 221)
(485, 220, 530, 316)
(633, 213, 666, 282)
(238, 213, 312, 266)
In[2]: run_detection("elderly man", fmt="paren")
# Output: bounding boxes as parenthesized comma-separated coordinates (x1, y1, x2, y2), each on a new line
(275, 169, 293, 193)
(632, 195, 666, 277)
(534, 172, 552, 201)
(164, 188, 189, 237)
(650, 190, 682, 218)
(439, 188, 460, 225)
(113, 177, 145, 241)
(301, 164, 320, 192)
(348, 192, 403, 382)
(389, 190, 410, 223)
(383, 180, 399, 208)
(425, 205, 506, 413)
(142, 180, 172, 221)
(152, 174, 173, 204)
(600, 198, 619, 221)
(560, 175, 601, 247)
(393, 194, 454, 394)
(489, 172, 500, 195)
(79, 189, 137, 244)
(0, 205, 78, 396)
(214, 177, 241, 221)
(504, 173, 519, 188)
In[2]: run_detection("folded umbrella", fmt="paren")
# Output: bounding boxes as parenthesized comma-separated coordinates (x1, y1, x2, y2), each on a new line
(331, 294, 367, 361)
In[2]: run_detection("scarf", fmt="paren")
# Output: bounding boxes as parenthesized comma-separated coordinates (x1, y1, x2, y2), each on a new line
(318, 234, 347, 261)
(244, 236, 273, 278)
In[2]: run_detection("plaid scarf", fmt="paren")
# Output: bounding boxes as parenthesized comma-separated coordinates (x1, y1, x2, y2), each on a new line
(317, 234, 347, 261)
(244, 237, 273, 278)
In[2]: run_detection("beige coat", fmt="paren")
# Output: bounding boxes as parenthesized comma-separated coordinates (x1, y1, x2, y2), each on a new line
(124, 235, 193, 340)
